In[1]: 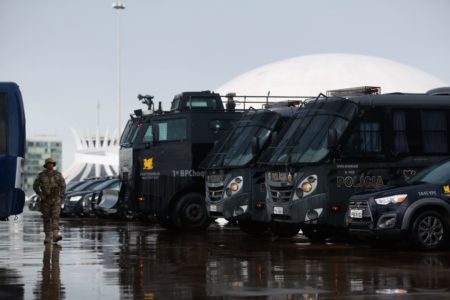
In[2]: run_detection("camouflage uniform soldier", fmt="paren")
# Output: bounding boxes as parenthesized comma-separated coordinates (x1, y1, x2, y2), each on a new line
(33, 158, 66, 244)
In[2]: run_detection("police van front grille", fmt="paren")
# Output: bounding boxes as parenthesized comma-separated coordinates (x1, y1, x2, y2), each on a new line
(207, 185, 224, 202)
(269, 185, 293, 203)
(347, 200, 373, 224)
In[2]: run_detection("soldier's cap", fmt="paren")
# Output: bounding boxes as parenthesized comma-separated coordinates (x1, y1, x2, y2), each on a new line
(43, 157, 56, 168)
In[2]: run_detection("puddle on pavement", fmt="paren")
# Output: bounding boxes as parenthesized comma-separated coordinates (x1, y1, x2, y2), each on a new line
(1, 209, 450, 299)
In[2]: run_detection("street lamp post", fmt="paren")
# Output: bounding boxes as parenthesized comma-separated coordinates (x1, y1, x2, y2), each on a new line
(112, 2, 125, 143)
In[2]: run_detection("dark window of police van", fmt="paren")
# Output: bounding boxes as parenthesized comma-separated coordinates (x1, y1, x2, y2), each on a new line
(344, 109, 384, 155)
(0, 93, 7, 155)
(157, 118, 187, 141)
(422, 111, 448, 153)
(393, 111, 409, 154)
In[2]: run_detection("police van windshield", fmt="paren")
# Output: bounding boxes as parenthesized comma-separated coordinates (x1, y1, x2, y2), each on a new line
(120, 119, 145, 146)
(206, 112, 280, 168)
(408, 160, 450, 185)
(261, 100, 357, 165)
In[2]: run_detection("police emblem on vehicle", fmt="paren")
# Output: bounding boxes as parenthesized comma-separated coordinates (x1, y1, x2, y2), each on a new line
(143, 158, 154, 170)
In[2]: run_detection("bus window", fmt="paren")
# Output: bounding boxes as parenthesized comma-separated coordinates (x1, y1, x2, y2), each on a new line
(0, 93, 7, 155)
(157, 119, 186, 141)
(422, 111, 447, 153)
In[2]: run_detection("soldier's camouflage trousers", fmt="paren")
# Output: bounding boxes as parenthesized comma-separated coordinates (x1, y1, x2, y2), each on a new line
(41, 197, 61, 233)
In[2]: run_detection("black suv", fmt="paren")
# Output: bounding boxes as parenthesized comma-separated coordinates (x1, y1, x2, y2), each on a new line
(347, 159, 450, 250)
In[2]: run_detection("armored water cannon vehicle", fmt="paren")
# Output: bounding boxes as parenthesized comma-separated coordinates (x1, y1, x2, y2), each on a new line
(117, 91, 243, 230)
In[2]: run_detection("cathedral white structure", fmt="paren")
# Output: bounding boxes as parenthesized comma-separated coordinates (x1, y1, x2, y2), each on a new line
(63, 128, 119, 183)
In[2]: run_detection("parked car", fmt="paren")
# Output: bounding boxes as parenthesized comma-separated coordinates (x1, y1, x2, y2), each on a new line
(93, 184, 124, 218)
(61, 178, 119, 217)
(347, 159, 450, 250)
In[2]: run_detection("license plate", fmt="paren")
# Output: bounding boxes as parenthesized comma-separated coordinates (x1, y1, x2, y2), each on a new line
(274, 207, 283, 215)
(270, 172, 287, 182)
(350, 209, 363, 218)
(210, 205, 217, 212)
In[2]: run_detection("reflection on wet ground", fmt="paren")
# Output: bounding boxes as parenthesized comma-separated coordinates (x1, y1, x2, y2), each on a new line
(2, 209, 450, 299)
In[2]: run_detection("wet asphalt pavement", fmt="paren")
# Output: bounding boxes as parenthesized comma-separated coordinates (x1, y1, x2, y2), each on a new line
(2, 209, 450, 299)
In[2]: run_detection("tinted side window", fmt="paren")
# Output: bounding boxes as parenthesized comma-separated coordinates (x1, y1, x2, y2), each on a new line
(0, 93, 8, 155)
(422, 111, 448, 153)
(344, 110, 384, 154)
(393, 111, 409, 154)
(157, 119, 186, 141)
(142, 123, 153, 143)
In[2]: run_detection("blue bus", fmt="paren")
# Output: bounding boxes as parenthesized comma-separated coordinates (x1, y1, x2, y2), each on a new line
(0, 82, 26, 220)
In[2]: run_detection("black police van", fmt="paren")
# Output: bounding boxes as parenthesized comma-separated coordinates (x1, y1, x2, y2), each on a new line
(118, 91, 242, 231)
(259, 87, 450, 240)
(347, 158, 450, 250)
(202, 99, 306, 235)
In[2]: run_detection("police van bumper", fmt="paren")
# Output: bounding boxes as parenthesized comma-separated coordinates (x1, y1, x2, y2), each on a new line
(268, 193, 328, 224)
(220, 193, 268, 223)
(347, 201, 405, 239)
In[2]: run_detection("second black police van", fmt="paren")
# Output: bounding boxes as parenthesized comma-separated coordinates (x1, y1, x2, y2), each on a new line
(202, 99, 306, 234)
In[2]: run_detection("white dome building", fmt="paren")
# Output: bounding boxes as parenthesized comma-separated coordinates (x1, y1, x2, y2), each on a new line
(217, 54, 446, 98)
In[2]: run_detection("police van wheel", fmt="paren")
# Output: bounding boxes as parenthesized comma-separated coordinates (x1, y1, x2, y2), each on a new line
(411, 210, 449, 250)
(238, 220, 268, 235)
(172, 193, 211, 231)
(270, 222, 301, 237)
(301, 226, 330, 243)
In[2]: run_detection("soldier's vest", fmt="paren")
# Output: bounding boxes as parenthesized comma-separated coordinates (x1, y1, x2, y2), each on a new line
(40, 172, 61, 198)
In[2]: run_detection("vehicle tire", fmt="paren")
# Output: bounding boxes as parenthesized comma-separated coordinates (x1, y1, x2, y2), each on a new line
(410, 210, 449, 250)
(172, 193, 212, 231)
(301, 226, 331, 243)
(238, 220, 269, 235)
(270, 222, 301, 237)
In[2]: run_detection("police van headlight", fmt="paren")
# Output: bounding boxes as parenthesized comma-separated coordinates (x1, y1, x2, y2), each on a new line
(225, 176, 243, 197)
(70, 195, 82, 202)
(293, 175, 318, 200)
(374, 194, 407, 205)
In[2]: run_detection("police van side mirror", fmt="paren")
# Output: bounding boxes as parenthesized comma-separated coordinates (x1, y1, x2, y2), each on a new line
(252, 137, 260, 154)
(327, 128, 338, 149)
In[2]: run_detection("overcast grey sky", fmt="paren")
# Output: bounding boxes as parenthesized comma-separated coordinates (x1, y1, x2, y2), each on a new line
(1, 0, 449, 169)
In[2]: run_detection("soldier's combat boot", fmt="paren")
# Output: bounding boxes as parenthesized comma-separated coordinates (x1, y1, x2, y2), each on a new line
(53, 230, 62, 243)
(44, 232, 52, 244)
